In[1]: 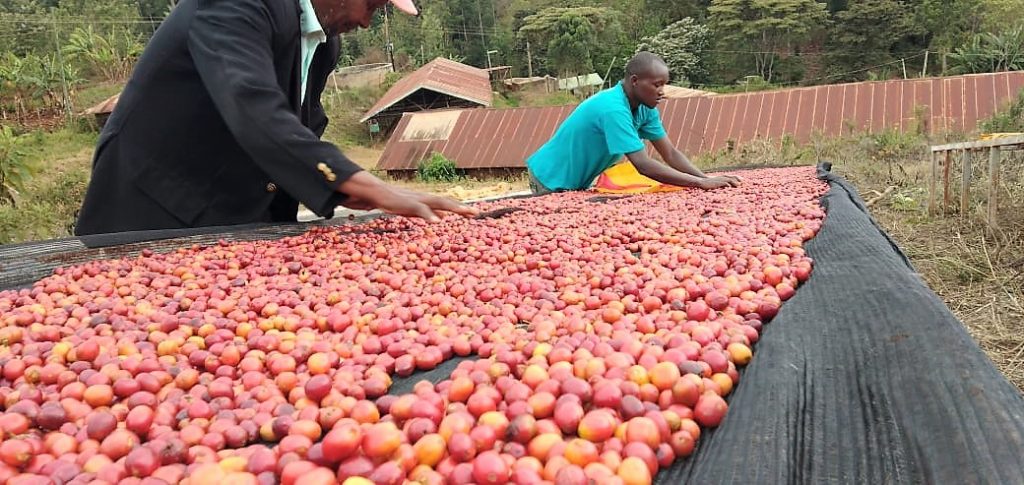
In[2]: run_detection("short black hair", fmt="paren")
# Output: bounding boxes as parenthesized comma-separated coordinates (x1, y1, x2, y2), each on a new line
(625, 52, 668, 79)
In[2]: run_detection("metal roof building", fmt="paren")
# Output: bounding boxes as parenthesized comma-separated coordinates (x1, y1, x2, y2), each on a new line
(360, 57, 493, 135)
(82, 93, 121, 128)
(375, 71, 1024, 174)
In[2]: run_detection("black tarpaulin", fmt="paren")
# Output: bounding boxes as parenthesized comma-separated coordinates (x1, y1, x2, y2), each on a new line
(655, 164, 1024, 484)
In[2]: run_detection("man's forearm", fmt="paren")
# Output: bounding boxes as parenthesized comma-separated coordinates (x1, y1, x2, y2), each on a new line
(666, 150, 707, 178)
(629, 154, 710, 189)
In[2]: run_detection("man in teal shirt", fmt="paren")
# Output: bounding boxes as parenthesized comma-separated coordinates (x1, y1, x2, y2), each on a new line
(526, 52, 741, 194)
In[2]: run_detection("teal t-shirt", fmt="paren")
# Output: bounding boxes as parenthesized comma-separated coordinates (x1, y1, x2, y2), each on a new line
(526, 82, 667, 191)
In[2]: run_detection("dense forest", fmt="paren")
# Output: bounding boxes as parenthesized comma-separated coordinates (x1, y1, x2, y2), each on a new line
(344, 0, 1024, 87)
(1, 0, 1023, 120)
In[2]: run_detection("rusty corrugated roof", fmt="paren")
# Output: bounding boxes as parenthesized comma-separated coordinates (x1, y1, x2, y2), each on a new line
(82, 93, 120, 116)
(359, 58, 493, 123)
(376, 71, 1024, 171)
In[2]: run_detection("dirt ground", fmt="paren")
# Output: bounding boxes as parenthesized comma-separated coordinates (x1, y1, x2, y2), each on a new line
(846, 169, 1024, 391)
(343, 146, 530, 200)
(341, 145, 386, 170)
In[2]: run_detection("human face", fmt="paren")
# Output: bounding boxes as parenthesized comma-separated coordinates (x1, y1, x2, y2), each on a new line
(629, 63, 670, 109)
(311, 0, 389, 34)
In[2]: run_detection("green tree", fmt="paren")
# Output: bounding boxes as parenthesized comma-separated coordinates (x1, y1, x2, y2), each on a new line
(949, 28, 1024, 74)
(545, 14, 595, 77)
(54, 0, 138, 19)
(136, 0, 175, 19)
(417, 2, 450, 65)
(978, 0, 1024, 37)
(708, 0, 829, 82)
(824, 0, 919, 81)
(64, 24, 143, 81)
(635, 17, 711, 85)
(912, 0, 982, 53)
(0, 51, 76, 119)
(605, 0, 703, 45)
(518, 7, 612, 43)
(518, 7, 621, 77)
(0, 125, 30, 205)
(441, 0, 499, 68)
(0, 0, 49, 56)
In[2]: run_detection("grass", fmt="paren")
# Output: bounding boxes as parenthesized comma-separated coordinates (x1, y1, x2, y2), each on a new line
(321, 84, 391, 149)
(697, 129, 1024, 391)
(0, 79, 119, 242)
(493, 90, 581, 110)
(517, 90, 580, 107)
(72, 82, 124, 114)
(0, 125, 97, 243)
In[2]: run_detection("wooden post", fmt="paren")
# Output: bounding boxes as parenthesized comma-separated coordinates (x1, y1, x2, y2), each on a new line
(526, 41, 533, 78)
(929, 151, 938, 215)
(988, 147, 1001, 229)
(961, 149, 972, 217)
(942, 150, 952, 213)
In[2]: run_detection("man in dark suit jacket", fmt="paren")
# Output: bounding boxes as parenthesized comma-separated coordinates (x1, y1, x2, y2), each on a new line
(74, 0, 476, 236)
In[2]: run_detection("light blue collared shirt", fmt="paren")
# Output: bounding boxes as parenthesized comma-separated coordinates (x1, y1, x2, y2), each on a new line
(298, 0, 327, 103)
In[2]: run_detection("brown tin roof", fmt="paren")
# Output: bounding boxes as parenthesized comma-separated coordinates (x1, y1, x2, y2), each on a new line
(360, 57, 493, 123)
(82, 93, 120, 116)
(376, 71, 1024, 171)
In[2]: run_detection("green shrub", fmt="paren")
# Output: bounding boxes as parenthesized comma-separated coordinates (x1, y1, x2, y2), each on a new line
(417, 152, 463, 182)
(0, 125, 31, 205)
(980, 89, 1024, 133)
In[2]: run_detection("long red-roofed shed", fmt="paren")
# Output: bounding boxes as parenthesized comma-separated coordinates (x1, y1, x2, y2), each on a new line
(375, 71, 1024, 176)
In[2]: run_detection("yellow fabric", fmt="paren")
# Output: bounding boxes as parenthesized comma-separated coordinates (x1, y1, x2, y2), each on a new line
(592, 161, 685, 194)
(979, 132, 1023, 141)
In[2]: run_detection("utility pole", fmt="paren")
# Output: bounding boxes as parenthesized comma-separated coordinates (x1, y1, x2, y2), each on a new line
(901, 58, 907, 79)
(526, 41, 533, 77)
(51, 9, 72, 122)
(602, 57, 617, 89)
(476, 0, 487, 60)
(383, 5, 396, 71)
(921, 50, 929, 77)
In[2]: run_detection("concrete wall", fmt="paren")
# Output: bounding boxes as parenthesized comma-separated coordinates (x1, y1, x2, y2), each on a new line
(328, 63, 394, 90)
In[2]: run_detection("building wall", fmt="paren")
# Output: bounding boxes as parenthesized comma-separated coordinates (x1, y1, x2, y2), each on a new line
(328, 64, 393, 90)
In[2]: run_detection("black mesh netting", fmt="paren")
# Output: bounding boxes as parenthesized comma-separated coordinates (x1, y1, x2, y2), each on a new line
(1, 164, 1022, 483)
(654, 163, 1024, 484)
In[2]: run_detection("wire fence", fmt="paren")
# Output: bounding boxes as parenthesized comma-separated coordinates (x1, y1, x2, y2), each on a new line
(0, 11, 164, 123)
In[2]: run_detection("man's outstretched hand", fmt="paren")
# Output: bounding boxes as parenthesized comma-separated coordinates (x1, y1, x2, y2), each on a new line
(719, 174, 743, 185)
(699, 175, 743, 189)
(339, 171, 479, 222)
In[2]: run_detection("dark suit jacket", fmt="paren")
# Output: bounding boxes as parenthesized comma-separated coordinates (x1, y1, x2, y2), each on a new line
(74, 0, 362, 236)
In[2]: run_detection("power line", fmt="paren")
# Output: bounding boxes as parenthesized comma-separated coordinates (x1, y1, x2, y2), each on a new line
(690, 53, 933, 90)
(703, 49, 942, 57)
(793, 52, 928, 86)
(0, 19, 163, 25)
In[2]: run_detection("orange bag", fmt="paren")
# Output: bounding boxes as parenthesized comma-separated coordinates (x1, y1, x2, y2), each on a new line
(593, 161, 685, 194)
